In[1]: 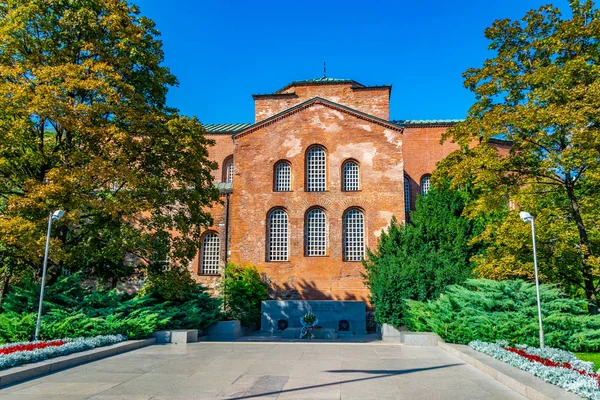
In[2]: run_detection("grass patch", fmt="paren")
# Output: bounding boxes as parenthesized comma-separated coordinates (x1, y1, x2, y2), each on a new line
(575, 352, 600, 372)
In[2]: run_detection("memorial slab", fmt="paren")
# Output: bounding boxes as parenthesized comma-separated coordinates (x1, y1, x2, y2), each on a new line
(261, 300, 367, 335)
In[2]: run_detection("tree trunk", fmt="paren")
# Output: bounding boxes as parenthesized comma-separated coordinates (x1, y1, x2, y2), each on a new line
(0, 266, 13, 310)
(565, 183, 598, 314)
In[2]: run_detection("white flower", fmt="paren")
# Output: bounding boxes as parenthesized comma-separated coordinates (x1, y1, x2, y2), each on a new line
(469, 340, 600, 400)
(0, 335, 126, 370)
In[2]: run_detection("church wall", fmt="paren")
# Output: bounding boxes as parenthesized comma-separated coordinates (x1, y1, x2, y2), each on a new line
(402, 127, 512, 216)
(205, 133, 235, 182)
(190, 80, 512, 302)
(402, 126, 459, 213)
(228, 104, 404, 302)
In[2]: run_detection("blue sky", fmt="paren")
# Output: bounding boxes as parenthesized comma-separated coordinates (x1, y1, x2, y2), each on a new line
(137, 0, 571, 124)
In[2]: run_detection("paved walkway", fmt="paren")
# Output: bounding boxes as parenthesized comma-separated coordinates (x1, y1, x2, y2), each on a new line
(0, 342, 525, 400)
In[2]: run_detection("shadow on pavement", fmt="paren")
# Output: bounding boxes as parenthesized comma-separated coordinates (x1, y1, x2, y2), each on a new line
(226, 363, 463, 400)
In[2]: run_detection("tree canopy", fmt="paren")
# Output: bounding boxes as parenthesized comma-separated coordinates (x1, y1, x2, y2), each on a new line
(0, 0, 219, 295)
(436, 0, 600, 313)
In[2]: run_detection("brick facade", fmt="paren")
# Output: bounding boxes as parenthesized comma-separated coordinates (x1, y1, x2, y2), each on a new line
(193, 77, 507, 302)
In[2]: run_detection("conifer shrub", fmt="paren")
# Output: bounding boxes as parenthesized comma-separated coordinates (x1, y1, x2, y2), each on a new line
(404, 279, 600, 352)
(0, 272, 222, 344)
(222, 264, 268, 330)
(364, 187, 480, 327)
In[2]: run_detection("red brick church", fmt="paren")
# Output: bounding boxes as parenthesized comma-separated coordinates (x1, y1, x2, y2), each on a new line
(189, 76, 509, 301)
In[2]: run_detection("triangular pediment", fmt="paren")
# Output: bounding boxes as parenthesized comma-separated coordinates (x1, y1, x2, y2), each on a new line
(233, 97, 402, 140)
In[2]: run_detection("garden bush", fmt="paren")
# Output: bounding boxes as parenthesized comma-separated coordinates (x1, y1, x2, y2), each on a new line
(405, 279, 600, 352)
(222, 263, 267, 330)
(364, 187, 481, 327)
(0, 271, 222, 344)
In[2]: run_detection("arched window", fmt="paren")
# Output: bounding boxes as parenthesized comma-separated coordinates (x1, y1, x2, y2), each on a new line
(305, 208, 327, 256)
(200, 233, 220, 274)
(343, 209, 365, 261)
(306, 146, 326, 192)
(222, 156, 234, 183)
(404, 176, 411, 212)
(421, 175, 431, 195)
(342, 161, 360, 191)
(274, 161, 291, 191)
(267, 209, 289, 261)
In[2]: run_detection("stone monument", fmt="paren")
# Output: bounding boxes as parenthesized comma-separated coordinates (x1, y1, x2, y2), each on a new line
(261, 300, 367, 338)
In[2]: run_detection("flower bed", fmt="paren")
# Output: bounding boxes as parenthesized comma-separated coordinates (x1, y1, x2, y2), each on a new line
(0, 335, 126, 371)
(470, 340, 600, 399)
(0, 339, 67, 356)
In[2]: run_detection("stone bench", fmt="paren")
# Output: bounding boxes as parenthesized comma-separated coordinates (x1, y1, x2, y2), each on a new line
(207, 320, 242, 341)
(152, 329, 198, 344)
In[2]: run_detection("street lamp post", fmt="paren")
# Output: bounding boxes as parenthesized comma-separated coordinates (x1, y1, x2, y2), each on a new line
(519, 211, 545, 349)
(34, 210, 64, 341)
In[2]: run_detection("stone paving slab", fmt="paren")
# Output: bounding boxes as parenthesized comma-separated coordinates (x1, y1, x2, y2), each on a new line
(0, 342, 527, 399)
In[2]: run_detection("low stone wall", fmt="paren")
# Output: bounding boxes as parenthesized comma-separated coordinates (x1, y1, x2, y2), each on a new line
(381, 324, 441, 345)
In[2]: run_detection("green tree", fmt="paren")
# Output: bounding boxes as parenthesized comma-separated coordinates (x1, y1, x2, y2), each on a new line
(0, 0, 219, 296)
(437, 0, 600, 313)
(363, 187, 480, 327)
(222, 264, 268, 330)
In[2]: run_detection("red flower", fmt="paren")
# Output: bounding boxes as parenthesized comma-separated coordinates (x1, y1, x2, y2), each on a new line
(505, 347, 600, 385)
(0, 340, 67, 356)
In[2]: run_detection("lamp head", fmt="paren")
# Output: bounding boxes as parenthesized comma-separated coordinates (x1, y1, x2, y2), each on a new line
(519, 211, 533, 222)
(51, 210, 64, 221)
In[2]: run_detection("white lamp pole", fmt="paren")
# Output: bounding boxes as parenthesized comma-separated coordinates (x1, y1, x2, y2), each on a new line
(520, 211, 545, 349)
(34, 210, 64, 341)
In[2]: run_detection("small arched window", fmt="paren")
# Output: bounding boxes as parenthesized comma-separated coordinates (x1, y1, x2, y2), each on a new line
(222, 156, 234, 183)
(404, 176, 411, 212)
(305, 208, 327, 256)
(200, 233, 220, 274)
(421, 175, 431, 195)
(343, 209, 365, 261)
(267, 209, 289, 261)
(274, 161, 291, 191)
(306, 146, 326, 192)
(342, 161, 360, 191)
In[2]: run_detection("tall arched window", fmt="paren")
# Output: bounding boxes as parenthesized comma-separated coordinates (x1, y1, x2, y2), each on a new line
(200, 233, 220, 274)
(342, 161, 360, 191)
(267, 209, 289, 261)
(306, 146, 326, 192)
(274, 161, 291, 191)
(421, 175, 431, 195)
(343, 209, 365, 261)
(305, 208, 327, 256)
(404, 176, 411, 212)
(222, 156, 234, 183)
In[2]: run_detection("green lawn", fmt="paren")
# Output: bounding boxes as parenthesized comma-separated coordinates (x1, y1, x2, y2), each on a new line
(575, 353, 600, 372)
